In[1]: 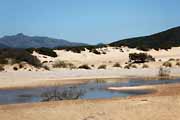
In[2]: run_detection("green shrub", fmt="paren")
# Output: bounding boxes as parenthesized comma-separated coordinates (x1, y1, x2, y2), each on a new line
(113, 63, 121, 68)
(98, 65, 106, 69)
(78, 64, 91, 69)
(162, 61, 172, 67)
(129, 53, 155, 63)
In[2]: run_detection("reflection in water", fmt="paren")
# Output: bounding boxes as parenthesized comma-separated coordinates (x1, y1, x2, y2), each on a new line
(41, 86, 85, 101)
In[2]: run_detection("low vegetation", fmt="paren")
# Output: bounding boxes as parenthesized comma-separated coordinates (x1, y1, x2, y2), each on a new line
(56, 45, 106, 54)
(162, 61, 172, 67)
(0, 65, 4, 71)
(53, 60, 67, 68)
(176, 62, 180, 67)
(0, 49, 41, 67)
(109, 26, 180, 51)
(78, 64, 91, 69)
(42, 65, 50, 70)
(129, 53, 155, 63)
(124, 64, 131, 69)
(98, 64, 107, 69)
(142, 64, 149, 68)
(13, 66, 18, 71)
(53, 60, 76, 69)
(158, 67, 171, 77)
(26, 48, 57, 57)
(131, 64, 137, 68)
(113, 63, 121, 68)
(168, 58, 175, 61)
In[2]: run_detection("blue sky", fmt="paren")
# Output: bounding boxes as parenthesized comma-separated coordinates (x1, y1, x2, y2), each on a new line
(0, 0, 180, 44)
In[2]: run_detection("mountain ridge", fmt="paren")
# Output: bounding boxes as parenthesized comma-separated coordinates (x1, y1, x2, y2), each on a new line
(109, 26, 180, 50)
(0, 33, 87, 48)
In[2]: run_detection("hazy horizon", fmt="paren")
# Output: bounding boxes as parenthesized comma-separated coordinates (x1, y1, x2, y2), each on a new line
(0, 0, 180, 44)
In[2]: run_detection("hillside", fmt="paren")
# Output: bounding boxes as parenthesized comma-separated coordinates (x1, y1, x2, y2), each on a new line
(0, 43, 9, 48)
(109, 26, 180, 50)
(0, 33, 87, 48)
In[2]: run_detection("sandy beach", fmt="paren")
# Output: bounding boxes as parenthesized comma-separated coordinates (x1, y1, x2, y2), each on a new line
(0, 47, 180, 120)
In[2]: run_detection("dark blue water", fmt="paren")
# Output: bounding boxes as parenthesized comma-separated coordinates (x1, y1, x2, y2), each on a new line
(0, 78, 180, 105)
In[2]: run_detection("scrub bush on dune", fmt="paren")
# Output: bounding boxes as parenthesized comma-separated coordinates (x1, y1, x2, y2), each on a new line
(0, 65, 4, 71)
(78, 64, 91, 69)
(113, 63, 121, 68)
(98, 64, 107, 69)
(129, 53, 155, 63)
(0, 49, 41, 68)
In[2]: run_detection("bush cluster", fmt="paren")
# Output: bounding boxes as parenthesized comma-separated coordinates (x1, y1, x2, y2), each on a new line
(98, 64, 107, 69)
(113, 63, 121, 68)
(162, 61, 172, 67)
(0, 65, 4, 71)
(56, 45, 106, 54)
(53, 60, 76, 69)
(78, 64, 91, 69)
(129, 53, 155, 63)
(142, 64, 149, 68)
(0, 49, 41, 67)
(26, 48, 57, 57)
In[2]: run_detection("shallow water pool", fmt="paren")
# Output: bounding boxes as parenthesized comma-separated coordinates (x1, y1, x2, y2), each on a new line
(0, 78, 180, 105)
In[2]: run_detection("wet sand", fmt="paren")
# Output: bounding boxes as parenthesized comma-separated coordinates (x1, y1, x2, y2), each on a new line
(0, 68, 180, 90)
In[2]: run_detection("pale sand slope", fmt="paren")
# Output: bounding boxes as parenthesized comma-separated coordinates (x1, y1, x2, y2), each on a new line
(3, 47, 180, 71)
(0, 83, 180, 120)
(1, 68, 180, 89)
(32, 47, 180, 69)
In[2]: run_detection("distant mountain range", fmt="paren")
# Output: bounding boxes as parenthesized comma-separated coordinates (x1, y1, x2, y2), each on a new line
(109, 26, 180, 50)
(0, 33, 87, 48)
(1, 26, 180, 50)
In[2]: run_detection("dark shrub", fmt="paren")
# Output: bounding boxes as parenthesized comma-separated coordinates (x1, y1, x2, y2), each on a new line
(78, 64, 91, 69)
(53, 61, 67, 68)
(19, 64, 24, 69)
(124, 64, 130, 69)
(168, 58, 175, 61)
(162, 61, 172, 67)
(113, 63, 121, 67)
(0, 49, 41, 67)
(176, 62, 180, 67)
(129, 53, 155, 63)
(98, 65, 106, 69)
(13, 67, 18, 71)
(131, 64, 137, 68)
(68, 63, 76, 69)
(90, 49, 101, 55)
(158, 67, 170, 77)
(0, 65, 4, 71)
(142, 64, 149, 68)
(35, 48, 57, 57)
(42, 65, 50, 70)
